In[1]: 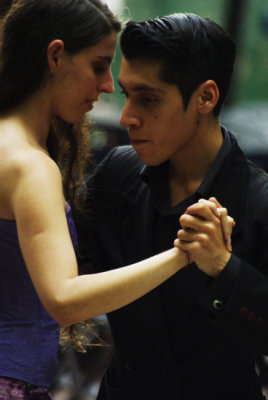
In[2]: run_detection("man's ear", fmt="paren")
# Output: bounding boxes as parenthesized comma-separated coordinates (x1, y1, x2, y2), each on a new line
(47, 39, 65, 73)
(196, 80, 219, 114)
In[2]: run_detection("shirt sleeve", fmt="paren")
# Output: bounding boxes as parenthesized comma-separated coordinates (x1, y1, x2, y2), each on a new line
(197, 254, 240, 317)
(196, 253, 268, 355)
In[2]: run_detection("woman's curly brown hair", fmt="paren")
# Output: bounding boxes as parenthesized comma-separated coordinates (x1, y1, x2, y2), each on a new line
(48, 115, 93, 212)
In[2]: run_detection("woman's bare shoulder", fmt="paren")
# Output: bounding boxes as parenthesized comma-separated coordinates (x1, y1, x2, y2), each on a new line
(1, 145, 60, 181)
(0, 145, 62, 219)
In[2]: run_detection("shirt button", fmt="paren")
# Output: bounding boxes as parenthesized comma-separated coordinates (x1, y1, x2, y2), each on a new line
(125, 361, 135, 370)
(212, 299, 224, 311)
(256, 318, 264, 328)
(248, 312, 256, 322)
(240, 307, 248, 317)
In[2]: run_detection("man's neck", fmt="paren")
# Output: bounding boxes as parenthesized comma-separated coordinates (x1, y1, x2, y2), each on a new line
(168, 121, 223, 207)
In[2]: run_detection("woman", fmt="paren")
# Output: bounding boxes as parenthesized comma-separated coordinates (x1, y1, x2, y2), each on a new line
(0, 0, 190, 398)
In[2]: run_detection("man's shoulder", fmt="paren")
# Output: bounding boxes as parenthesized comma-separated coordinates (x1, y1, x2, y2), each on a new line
(227, 133, 268, 196)
(245, 160, 268, 215)
(107, 145, 142, 164)
(94, 145, 144, 185)
(247, 160, 268, 192)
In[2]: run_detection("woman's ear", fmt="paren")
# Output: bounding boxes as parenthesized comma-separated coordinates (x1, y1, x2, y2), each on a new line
(197, 80, 220, 114)
(47, 39, 64, 73)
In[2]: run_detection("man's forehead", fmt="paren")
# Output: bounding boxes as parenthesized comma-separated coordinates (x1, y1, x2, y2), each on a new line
(118, 57, 165, 91)
(120, 56, 160, 73)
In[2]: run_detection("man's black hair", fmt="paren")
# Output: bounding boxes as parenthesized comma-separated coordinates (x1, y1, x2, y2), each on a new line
(120, 13, 236, 116)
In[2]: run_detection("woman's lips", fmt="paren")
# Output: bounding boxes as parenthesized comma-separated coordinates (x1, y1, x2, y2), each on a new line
(87, 101, 94, 110)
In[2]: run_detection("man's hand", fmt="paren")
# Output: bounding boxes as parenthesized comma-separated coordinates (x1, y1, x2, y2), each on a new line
(174, 198, 235, 277)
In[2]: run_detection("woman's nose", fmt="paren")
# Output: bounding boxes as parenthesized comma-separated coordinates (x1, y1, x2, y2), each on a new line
(99, 71, 114, 94)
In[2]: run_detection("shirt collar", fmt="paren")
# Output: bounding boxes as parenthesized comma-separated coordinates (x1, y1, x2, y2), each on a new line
(197, 125, 231, 197)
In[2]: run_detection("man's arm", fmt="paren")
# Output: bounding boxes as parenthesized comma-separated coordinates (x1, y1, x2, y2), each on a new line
(176, 198, 268, 355)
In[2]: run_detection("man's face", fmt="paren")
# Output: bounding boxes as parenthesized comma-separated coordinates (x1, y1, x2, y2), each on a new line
(119, 57, 200, 166)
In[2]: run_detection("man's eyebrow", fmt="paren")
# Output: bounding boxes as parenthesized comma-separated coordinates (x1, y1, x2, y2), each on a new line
(97, 56, 113, 63)
(118, 80, 164, 93)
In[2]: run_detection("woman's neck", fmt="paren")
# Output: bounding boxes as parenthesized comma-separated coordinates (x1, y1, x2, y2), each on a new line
(1, 88, 53, 151)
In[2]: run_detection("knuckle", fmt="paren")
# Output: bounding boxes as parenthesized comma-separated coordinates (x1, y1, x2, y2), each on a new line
(218, 207, 227, 217)
(205, 223, 218, 236)
(197, 233, 208, 245)
(197, 203, 206, 213)
(179, 215, 185, 226)
(180, 214, 191, 226)
(177, 230, 184, 239)
(180, 214, 186, 223)
(227, 216, 234, 224)
(222, 207, 228, 216)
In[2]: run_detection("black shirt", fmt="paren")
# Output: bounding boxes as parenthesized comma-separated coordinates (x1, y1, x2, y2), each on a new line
(141, 127, 233, 356)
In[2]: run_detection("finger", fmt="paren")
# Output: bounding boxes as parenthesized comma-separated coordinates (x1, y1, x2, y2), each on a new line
(174, 238, 180, 248)
(180, 210, 230, 252)
(177, 228, 194, 242)
(230, 216, 236, 227)
(183, 202, 219, 223)
(180, 214, 209, 232)
(226, 237, 232, 253)
(180, 213, 224, 242)
(174, 237, 192, 253)
(225, 215, 235, 252)
(174, 237, 193, 252)
(217, 208, 235, 252)
(185, 200, 219, 218)
(173, 239, 191, 265)
(178, 227, 210, 243)
(179, 230, 213, 250)
(208, 197, 222, 208)
(217, 207, 228, 241)
(208, 198, 235, 228)
(198, 198, 220, 218)
(218, 210, 235, 232)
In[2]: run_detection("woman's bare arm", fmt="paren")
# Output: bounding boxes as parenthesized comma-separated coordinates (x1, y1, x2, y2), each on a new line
(11, 150, 187, 326)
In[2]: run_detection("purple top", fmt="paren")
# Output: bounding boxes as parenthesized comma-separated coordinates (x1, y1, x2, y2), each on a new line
(0, 203, 78, 387)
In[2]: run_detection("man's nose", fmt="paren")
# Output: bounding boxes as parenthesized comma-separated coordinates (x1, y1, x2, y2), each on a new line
(120, 101, 141, 128)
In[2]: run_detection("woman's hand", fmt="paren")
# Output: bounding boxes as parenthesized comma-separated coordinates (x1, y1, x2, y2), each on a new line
(207, 197, 235, 252)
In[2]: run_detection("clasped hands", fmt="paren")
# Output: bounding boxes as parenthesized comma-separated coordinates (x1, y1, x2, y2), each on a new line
(174, 197, 235, 278)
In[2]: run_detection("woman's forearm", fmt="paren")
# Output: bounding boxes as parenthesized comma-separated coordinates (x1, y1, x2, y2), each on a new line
(51, 247, 187, 326)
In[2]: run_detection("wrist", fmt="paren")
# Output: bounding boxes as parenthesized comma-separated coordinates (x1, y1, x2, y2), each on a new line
(173, 247, 189, 270)
(211, 251, 231, 278)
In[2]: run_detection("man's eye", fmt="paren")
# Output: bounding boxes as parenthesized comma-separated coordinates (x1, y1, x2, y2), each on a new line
(140, 96, 157, 104)
(94, 66, 106, 74)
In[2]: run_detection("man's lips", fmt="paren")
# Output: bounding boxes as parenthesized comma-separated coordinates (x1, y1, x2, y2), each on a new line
(130, 139, 149, 145)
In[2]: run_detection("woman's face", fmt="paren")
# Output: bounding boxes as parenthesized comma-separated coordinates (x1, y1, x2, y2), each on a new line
(51, 32, 117, 123)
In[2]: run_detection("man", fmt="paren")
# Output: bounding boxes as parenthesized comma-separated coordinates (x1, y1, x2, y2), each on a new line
(82, 13, 268, 400)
